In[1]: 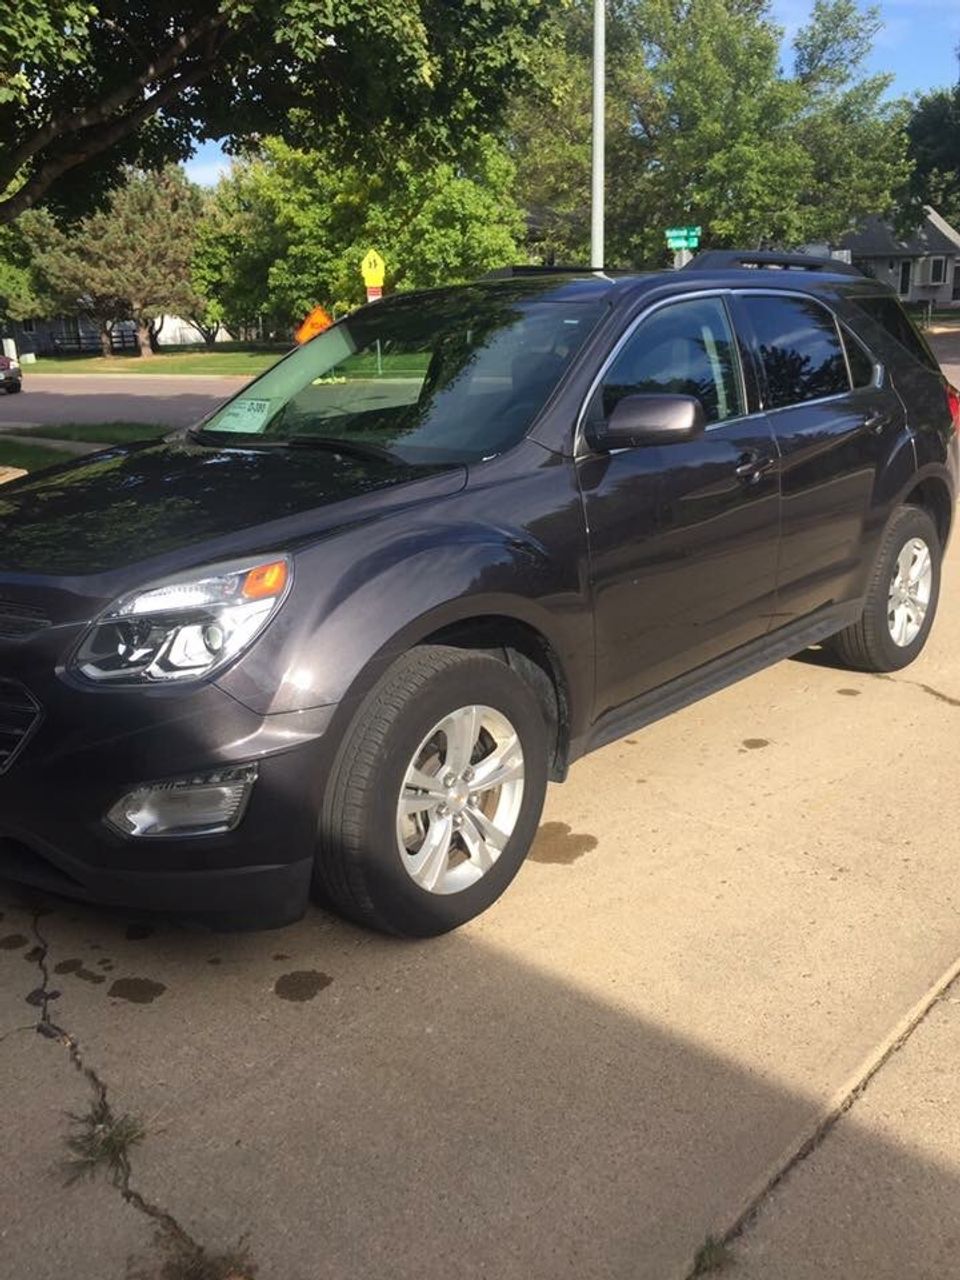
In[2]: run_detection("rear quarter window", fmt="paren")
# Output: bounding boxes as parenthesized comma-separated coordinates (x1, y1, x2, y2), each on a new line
(849, 295, 940, 374)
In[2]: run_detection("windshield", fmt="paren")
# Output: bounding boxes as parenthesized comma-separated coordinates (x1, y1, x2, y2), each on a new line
(199, 284, 605, 465)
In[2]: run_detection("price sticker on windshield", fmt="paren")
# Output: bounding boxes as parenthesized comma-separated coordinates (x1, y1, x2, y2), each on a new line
(212, 398, 274, 433)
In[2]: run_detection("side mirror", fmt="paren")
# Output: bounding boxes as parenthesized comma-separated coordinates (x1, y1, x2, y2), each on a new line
(589, 393, 707, 451)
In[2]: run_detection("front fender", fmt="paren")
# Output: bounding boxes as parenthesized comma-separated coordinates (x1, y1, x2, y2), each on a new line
(216, 445, 593, 732)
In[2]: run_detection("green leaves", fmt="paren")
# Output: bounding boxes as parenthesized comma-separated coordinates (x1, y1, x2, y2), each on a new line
(1, 1, 554, 225)
(194, 135, 524, 332)
(907, 88, 960, 230)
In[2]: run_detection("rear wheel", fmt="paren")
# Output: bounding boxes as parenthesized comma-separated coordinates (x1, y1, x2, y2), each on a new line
(316, 645, 549, 936)
(826, 505, 941, 672)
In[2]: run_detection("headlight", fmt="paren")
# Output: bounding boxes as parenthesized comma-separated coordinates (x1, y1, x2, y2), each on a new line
(73, 556, 291, 684)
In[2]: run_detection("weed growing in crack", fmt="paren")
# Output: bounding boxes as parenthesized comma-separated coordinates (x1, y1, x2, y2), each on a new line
(63, 1094, 146, 1186)
(129, 1233, 257, 1280)
(19, 906, 258, 1280)
(692, 1235, 735, 1274)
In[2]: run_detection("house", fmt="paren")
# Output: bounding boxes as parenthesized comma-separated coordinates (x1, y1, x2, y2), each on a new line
(839, 207, 960, 308)
(2, 313, 230, 357)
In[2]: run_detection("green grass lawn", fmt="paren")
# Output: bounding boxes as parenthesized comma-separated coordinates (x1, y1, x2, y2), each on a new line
(0, 440, 67, 473)
(18, 421, 167, 444)
(24, 350, 284, 376)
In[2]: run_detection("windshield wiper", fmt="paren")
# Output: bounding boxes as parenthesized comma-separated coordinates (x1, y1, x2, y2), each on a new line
(188, 428, 407, 466)
(278, 436, 406, 465)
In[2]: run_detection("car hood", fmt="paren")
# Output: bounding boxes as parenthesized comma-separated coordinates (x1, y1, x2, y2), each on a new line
(0, 440, 466, 579)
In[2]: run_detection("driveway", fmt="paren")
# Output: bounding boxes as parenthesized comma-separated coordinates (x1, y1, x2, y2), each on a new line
(3, 529, 960, 1279)
(1, 374, 247, 429)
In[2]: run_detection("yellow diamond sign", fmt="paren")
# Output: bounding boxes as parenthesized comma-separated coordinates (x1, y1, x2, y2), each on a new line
(361, 249, 385, 288)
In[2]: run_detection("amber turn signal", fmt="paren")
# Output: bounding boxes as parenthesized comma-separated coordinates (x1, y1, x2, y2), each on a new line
(242, 560, 288, 600)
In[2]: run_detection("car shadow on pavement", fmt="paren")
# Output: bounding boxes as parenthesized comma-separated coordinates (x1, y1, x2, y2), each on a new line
(0, 877, 957, 1280)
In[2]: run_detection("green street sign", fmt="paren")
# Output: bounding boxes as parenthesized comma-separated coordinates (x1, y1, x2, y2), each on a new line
(665, 225, 701, 250)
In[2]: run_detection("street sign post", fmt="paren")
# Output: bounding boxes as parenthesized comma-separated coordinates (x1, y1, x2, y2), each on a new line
(361, 248, 386, 302)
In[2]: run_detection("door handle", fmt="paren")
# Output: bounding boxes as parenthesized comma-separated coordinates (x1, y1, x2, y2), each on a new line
(735, 453, 774, 484)
(863, 410, 888, 434)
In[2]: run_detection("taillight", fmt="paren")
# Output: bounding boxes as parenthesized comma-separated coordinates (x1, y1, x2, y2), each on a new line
(948, 384, 960, 433)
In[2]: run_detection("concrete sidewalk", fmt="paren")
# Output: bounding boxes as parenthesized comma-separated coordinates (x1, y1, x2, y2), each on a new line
(731, 974, 960, 1277)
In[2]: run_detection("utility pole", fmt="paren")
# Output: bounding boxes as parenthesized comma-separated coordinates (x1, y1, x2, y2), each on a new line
(590, 0, 605, 270)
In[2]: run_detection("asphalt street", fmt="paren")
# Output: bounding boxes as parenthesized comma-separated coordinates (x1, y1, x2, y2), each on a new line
(0, 373, 248, 428)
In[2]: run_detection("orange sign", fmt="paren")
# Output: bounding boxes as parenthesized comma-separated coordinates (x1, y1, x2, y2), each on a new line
(295, 305, 334, 344)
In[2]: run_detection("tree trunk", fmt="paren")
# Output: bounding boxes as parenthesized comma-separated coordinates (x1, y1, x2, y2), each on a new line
(135, 319, 154, 358)
(99, 322, 113, 358)
(149, 316, 164, 354)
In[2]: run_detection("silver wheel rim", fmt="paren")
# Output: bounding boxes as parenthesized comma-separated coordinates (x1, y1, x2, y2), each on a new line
(396, 704, 525, 895)
(887, 536, 932, 647)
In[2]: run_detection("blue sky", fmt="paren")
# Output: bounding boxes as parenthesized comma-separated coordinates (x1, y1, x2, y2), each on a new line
(184, 0, 960, 187)
(772, 0, 960, 96)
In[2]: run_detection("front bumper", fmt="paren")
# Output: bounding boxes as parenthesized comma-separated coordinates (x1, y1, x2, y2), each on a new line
(0, 623, 338, 926)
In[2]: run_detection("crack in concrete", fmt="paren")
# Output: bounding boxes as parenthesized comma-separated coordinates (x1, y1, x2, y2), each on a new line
(21, 908, 255, 1279)
(878, 673, 960, 707)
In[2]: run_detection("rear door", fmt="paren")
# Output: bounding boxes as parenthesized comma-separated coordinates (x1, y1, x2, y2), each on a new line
(732, 290, 905, 625)
(577, 293, 781, 716)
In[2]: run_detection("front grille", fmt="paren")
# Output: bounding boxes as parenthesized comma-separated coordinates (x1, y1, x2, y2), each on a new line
(0, 680, 41, 774)
(0, 601, 52, 641)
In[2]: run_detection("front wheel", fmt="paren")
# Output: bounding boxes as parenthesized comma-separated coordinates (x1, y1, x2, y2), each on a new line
(826, 504, 942, 672)
(5, 382, 21, 394)
(316, 645, 549, 936)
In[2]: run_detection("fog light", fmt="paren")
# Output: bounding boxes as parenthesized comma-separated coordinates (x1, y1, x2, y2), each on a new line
(106, 764, 258, 838)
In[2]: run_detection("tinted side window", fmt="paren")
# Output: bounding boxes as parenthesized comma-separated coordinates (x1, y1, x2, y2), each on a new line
(742, 295, 849, 410)
(593, 296, 743, 425)
(842, 327, 875, 389)
(849, 295, 939, 373)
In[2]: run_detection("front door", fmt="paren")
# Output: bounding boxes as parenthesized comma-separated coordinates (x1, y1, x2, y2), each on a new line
(577, 294, 781, 718)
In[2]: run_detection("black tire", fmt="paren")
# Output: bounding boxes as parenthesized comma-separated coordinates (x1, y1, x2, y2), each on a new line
(825, 504, 941, 672)
(315, 645, 549, 936)
(5, 382, 21, 394)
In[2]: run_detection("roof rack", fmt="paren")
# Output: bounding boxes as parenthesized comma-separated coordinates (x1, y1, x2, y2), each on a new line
(482, 265, 611, 279)
(684, 250, 863, 278)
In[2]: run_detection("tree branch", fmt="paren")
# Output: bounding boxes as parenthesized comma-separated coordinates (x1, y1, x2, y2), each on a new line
(0, 12, 230, 190)
(0, 64, 214, 225)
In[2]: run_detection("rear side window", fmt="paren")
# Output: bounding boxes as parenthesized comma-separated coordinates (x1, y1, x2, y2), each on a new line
(849, 295, 939, 373)
(592, 296, 744, 425)
(842, 327, 875, 388)
(741, 295, 849, 410)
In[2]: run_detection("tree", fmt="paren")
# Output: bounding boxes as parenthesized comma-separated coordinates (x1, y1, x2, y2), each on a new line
(27, 168, 204, 356)
(0, 222, 46, 327)
(907, 87, 960, 229)
(194, 137, 525, 333)
(0, 0, 551, 226)
(789, 0, 910, 242)
(508, 0, 910, 265)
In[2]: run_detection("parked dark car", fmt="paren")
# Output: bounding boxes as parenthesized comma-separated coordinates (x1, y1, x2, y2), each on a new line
(0, 253, 956, 934)
(0, 353, 22, 393)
